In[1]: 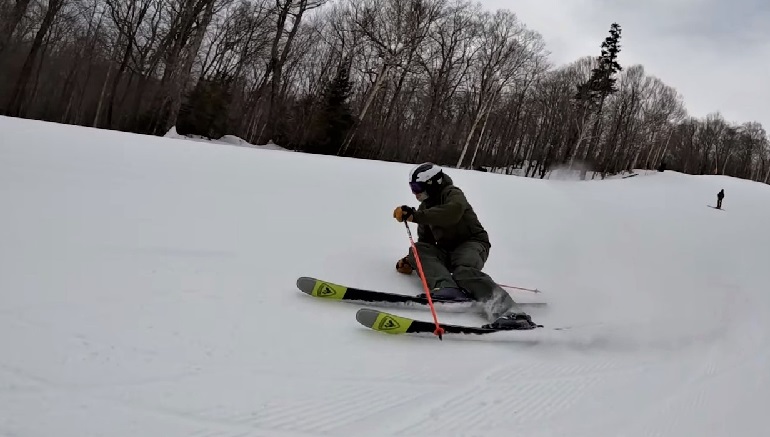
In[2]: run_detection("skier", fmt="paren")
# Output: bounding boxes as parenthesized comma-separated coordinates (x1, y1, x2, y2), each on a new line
(717, 189, 724, 209)
(392, 162, 539, 330)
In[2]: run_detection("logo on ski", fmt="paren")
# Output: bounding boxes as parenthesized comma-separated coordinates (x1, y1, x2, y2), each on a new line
(317, 283, 337, 297)
(378, 315, 400, 330)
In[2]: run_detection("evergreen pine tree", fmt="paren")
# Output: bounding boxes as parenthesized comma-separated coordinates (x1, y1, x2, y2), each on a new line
(575, 23, 623, 108)
(305, 60, 355, 155)
(177, 76, 233, 139)
(569, 23, 623, 175)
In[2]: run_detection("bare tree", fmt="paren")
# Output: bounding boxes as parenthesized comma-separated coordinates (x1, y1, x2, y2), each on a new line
(6, 0, 68, 116)
(0, 1, 767, 186)
(338, 0, 444, 155)
(455, 9, 545, 168)
(0, 0, 32, 55)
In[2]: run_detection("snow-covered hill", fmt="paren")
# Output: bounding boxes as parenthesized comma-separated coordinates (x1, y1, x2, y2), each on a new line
(2, 115, 769, 437)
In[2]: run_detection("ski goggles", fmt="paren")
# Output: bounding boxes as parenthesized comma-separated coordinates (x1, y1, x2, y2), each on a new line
(409, 182, 426, 194)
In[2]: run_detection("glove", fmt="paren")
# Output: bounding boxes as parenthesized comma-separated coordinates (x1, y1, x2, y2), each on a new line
(396, 257, 413, 274)
(393, 205, 415, 222)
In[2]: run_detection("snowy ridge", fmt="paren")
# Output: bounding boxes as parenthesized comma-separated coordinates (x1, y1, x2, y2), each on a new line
(2, 115, 770, 436)
(164, 125, 290, 151)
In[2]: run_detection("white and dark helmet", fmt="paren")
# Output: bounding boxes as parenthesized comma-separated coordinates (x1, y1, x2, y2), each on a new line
(409, 162, 444, 195)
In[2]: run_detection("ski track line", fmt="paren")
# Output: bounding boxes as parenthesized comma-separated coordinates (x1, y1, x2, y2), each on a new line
(3, 385, 336, 437)
(384, 306, 751, 437)
(0, 363, 52, 392)
(611, 348, 770, 437)
(365, 281, 763, 437)
(390, 364, 638, 436)
(94, 377, 437, 436)
(0, 312, 213, 387)
(535, 358, 715, 437)
(76, 392, 323, 437)
(247, 364, 470, 387)
(483, 355, 632, 382)
(207, 384, 424, 434)
(517, 285, 769, 437)
(612, 290, 770, 437)
(2, 308, 457, 437)
(373, 352, 647, 436)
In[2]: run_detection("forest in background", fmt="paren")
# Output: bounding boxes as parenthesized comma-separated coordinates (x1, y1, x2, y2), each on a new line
(1, 0, 768, 181)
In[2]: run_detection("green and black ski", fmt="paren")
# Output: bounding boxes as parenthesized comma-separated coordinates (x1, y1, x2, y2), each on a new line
(356, 308, 555, 337)
(296, 276, 546, 313)
(355, 308, 582, 339)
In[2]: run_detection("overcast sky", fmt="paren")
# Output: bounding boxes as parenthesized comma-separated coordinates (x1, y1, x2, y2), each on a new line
(479, 0, 770, 130)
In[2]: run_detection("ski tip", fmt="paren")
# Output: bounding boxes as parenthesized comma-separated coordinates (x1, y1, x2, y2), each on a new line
(355, 308, 380, 329)
(296, 277, 317, 295)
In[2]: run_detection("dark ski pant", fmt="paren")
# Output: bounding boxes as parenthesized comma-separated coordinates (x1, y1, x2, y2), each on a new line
(406, 241, 520, 322)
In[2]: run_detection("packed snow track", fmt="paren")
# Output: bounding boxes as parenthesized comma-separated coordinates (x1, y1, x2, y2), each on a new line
(2, 116, 770, 436)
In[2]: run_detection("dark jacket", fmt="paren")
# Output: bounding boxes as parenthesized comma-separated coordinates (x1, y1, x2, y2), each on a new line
(411, 174, 490, 251)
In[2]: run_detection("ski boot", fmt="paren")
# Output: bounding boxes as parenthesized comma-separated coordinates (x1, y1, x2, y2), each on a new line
(417, 286, 473, 303)
(482, 312, 540, 330)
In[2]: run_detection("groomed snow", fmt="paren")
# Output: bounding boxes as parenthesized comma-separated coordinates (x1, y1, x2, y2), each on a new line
(1, 115, 769, 436)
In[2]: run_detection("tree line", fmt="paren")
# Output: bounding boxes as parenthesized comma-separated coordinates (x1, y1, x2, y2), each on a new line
(1, 0, 768, 182)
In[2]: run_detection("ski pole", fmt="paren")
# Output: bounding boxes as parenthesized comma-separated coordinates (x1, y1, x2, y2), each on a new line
(404, 221, 444, 340)
(462, 274, 541, 293)
(498, 283, 541, 293)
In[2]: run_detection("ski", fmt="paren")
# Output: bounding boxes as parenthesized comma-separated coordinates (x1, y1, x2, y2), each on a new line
(296, 276, 546, 313)
(355, 308, 545, 337)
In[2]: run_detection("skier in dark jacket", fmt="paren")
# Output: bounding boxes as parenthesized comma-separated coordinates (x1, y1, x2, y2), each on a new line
(392, 163, 538, 330)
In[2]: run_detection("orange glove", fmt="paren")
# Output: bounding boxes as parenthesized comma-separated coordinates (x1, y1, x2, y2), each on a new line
(393, 205, 415, 222)
(396, 257, 413, 274)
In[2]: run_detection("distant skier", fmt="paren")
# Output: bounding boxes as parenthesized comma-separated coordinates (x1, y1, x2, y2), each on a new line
(717, 189, 724, 209)
(392, 162, 538, 330)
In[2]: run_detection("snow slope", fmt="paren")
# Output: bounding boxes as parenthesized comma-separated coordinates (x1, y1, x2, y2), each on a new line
(2, 115, 770, 436)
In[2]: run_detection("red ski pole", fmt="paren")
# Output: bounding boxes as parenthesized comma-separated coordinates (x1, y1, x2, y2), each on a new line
(404, 221, 444, 339)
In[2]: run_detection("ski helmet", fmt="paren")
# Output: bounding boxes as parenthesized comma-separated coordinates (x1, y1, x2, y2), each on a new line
(409, 162, 444, 195)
